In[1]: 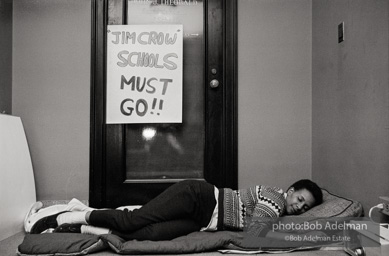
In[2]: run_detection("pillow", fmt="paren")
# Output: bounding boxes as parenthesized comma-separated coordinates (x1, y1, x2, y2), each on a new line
(18, 233, 107, 256)
(271, 189, 364, 235)
(245, 189, 363, 236)
(300, 189, 363, 218)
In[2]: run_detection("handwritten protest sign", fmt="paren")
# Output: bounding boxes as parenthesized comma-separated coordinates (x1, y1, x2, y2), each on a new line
(106, 25, 183, 124)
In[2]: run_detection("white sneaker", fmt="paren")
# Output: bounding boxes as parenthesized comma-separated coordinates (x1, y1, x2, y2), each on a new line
(24, 201, 43, 232)
(24, 202, 68, 233)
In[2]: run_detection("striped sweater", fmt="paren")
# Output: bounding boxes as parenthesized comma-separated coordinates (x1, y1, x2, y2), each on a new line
(218, 185, 286, 235)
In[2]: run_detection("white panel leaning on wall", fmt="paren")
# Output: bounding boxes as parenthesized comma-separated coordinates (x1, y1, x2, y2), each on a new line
(0, 114, 36, 241)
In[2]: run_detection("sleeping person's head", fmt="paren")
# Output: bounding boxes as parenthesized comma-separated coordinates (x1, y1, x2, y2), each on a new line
(284, 179, 323, 215)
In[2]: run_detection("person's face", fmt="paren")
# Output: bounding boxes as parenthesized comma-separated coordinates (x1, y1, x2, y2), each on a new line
(285, 188, 315, 215)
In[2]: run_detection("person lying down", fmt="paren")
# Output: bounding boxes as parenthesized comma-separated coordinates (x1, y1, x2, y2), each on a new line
(26, 179, 323, 241)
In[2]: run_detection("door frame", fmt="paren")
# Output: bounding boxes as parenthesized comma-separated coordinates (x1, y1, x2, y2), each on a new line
(89, 0, 238, 208)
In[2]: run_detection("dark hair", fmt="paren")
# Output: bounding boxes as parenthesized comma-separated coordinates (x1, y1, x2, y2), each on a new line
(289, 179, 323, 206)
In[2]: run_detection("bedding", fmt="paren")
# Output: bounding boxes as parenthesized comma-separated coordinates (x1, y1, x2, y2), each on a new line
(17, 233, 107, 256)
(246, 188, 364, 236)
(18, 231, 335, 255)
(299, 189, 363, 218)
(17, 189, 363, 255)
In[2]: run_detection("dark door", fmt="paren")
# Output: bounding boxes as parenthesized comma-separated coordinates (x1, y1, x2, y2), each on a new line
(90, 0, 237, 208)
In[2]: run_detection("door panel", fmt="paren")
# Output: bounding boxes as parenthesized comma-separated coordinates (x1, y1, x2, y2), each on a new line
(90, 0, 237, 208)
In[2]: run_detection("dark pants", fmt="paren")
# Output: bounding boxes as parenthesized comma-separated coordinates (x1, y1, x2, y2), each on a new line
(89, 180, 216, 241)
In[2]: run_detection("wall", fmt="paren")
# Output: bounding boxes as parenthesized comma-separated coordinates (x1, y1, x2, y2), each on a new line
(10, 0, 313, 200)
(0, 0, 12, 114)
(11, 0, 387, 206)
(312, 0, 389, 210)
(238, 0, 312, 189)
(12, 0, 91, 200)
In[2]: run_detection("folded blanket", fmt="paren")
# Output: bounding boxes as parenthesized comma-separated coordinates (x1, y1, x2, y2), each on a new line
(17, 233, 107, 255)
(18, 231, 336, 255)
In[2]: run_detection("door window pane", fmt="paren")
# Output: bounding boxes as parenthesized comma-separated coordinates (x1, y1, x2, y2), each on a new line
(125, 0, 204, 181)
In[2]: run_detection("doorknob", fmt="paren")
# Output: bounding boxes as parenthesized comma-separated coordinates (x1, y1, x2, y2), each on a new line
(210, 79, 219, 88)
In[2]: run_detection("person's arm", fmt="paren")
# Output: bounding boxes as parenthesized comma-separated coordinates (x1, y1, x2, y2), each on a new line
(246, 186, 285, 237)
